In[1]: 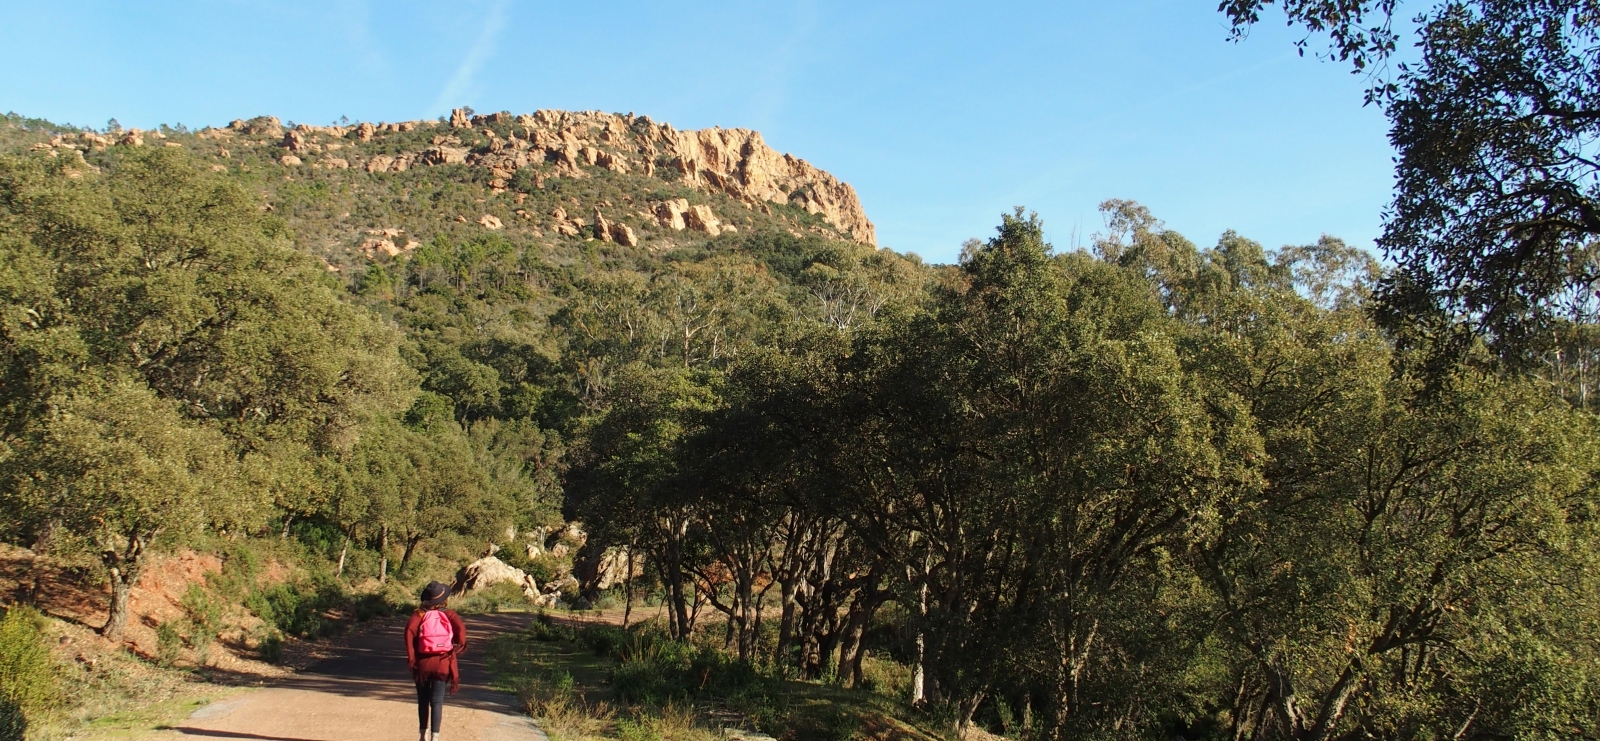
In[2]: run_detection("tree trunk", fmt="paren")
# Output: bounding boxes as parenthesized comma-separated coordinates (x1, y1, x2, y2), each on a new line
(777, 577, 799, 665)
(399, 534, 422, 576)
(379, 525, 390, 584)
(622, 548, 635, 629)
(912, 574, 929, 705)
(100, 533, 149, 641)
(336, 531, 350, 578)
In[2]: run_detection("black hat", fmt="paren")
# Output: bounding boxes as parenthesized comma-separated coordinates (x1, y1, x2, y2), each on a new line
(420, 581, 450, 606)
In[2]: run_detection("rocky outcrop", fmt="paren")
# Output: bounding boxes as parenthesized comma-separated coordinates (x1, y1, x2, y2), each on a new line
(230, 116, 283, 137)
(450, 556, 540, 599)
(202, 108, 875, 244)
(576, 546, 644, 592)
(348, 108, 876, 244)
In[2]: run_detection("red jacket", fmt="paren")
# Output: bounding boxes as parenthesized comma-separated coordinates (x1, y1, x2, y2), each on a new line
(405, 608, 466, 689)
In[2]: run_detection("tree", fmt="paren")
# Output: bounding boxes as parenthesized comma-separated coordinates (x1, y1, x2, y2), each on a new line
(0, 147, 415, 627)
(13, 382, 238, 639)
(1222, 0, 1600, 360)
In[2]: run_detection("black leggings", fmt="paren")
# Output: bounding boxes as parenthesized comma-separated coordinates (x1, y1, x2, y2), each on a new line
(416, 678, 447, 733)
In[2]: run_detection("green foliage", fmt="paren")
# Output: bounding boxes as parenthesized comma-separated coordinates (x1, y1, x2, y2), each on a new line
(451, 581, 535, 614)
(0, 606, 58, 741)
(153, 622, 183, 668)
(4, 111, 1598, 741)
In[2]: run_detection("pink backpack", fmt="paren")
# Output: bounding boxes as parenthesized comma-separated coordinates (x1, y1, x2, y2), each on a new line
(418, 610, 454, 654)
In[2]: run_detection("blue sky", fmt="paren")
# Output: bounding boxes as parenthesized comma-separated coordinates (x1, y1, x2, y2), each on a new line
(0, 0, 1393, 263)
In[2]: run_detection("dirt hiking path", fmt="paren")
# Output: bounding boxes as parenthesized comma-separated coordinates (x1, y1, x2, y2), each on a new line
(146, 613, 546, 741)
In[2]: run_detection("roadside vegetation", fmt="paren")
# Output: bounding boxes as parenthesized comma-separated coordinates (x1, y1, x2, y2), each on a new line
(484, 611, 938, 741)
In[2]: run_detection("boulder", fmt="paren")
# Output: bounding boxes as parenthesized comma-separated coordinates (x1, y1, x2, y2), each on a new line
(365, 155, 395, 173)
(450, 108, 471, 129)
(360, 238, 401, 258)
(654, 199, 688, 230)
(450, 556, 540, 599)
(279, 154, 302, 166)
(423, 146, 470, 165)
(685, 204, 722, 236)
(592, 208, 613, 242)
(479, 214, 503, 230)
(610, 222, 639, 247)
(118, 130, 144, 147)
(355, 122, 376, 141)
(237, 116, 283, 137)
(576, 546, 644, 592)
(595, 150, 629, 173)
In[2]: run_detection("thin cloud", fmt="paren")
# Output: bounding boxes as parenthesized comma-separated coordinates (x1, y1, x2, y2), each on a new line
(429, 0, 510, 116)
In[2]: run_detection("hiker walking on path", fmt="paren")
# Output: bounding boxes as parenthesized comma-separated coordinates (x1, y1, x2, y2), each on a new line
(406, 581, 467, 741)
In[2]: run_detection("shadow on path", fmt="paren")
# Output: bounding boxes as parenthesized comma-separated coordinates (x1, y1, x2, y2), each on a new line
(176, 730, 324, 741)
(280, 612, 533, 714)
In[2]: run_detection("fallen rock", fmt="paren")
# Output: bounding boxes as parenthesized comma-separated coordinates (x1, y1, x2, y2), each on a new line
(279, 154, 302, 166)
(450, 556, 540, 599)
(479, 214, 503, 230)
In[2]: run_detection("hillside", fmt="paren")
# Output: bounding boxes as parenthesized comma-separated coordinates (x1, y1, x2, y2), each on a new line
(4, 108, 876, 270)
(7, 98, 1600, 741)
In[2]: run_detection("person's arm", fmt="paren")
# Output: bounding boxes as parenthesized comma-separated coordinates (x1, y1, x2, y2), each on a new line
(404, 613, 420, 669)
(449, 611, 467, 654)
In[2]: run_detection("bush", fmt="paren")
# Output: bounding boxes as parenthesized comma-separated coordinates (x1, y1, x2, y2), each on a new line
(606, 630, 760, 706)
(154, 622, 184, 668)
(0, 606, 58, 741)
(180, 584, 222, 659)
(525, 612, 576, 642)
(580, 625, 629, 658)
(451, 582, 534, 614)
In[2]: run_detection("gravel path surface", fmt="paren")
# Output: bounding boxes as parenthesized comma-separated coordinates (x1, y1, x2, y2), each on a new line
(150, 613, 546, 741)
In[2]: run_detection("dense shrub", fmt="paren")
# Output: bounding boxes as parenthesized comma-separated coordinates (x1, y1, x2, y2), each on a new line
(0, 606, 59, 741)
(601, 628, 760, 706)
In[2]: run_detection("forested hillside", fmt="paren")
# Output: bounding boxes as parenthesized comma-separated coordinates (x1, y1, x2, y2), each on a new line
(3, 106, 1600, 740)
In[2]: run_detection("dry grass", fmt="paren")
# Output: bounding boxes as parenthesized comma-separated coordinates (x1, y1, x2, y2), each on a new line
(516, 678, 616, 741)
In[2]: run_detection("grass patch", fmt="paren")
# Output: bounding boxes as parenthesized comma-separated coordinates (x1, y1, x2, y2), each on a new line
(481, 614, 942, 741)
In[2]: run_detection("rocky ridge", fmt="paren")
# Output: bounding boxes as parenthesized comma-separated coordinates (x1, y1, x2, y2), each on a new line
(41, 109, 876, 246)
